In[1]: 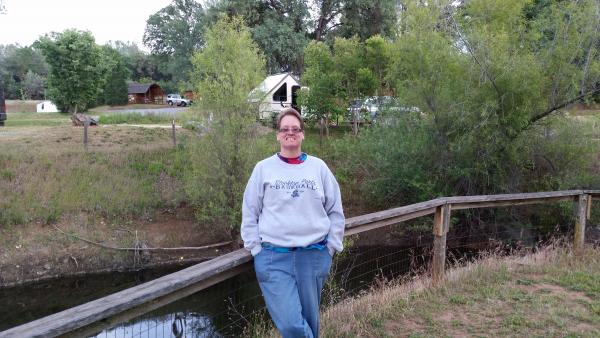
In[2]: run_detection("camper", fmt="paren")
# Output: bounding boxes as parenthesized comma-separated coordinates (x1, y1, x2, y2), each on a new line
(250, 73, 302, 120)
(36, 101, 59, 113)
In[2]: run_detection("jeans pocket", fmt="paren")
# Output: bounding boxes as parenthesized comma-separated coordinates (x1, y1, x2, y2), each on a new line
(254, 249, 272, 283)
(317, 250, 332, 278)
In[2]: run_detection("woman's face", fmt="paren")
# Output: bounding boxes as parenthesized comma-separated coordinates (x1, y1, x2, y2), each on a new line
(277, 115, 304, 151)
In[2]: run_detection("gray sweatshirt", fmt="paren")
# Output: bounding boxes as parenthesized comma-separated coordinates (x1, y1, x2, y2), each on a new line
(240, 154, 345, 256)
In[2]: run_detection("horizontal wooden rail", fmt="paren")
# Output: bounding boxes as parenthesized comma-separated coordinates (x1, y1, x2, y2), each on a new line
(2, 189, 599, 338)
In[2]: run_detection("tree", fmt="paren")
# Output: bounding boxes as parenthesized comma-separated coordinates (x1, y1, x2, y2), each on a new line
(0, 44, 48, 99)
(186, 16, 267, 244)
(143, 0, 207, 85)
(337, 0, 398, 40)
(36, 30, 103, 114)
(216, 0, 309, 73)
(98, 45, 130, 106)
(191, 15, 266, 112)
(23, 70, 45, 99)
(252, 17, 309, 73)
(299, 40, 341, 141)
(376, 0, 600, 198)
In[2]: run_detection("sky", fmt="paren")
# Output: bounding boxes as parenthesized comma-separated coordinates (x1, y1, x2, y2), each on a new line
(0, 0, 174, 48)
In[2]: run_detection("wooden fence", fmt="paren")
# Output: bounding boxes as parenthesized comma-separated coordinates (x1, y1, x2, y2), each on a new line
(1, 190, 598, 338)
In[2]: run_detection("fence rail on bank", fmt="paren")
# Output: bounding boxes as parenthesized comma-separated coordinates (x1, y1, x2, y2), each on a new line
(1, 189, 599, 338)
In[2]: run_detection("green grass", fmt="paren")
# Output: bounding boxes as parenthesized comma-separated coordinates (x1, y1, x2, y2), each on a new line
(319, 246, 600, 338)
(98, 112, 175, 125)
(2, 112, 70, 127)
(0, 122, 189, 225)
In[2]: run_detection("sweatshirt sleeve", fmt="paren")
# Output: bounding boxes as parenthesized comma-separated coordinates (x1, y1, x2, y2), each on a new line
(240, 163, 264, 256)
(322, 164, 345, 255)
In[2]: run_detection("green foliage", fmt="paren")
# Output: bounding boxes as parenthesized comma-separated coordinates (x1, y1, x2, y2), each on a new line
(98, 113, 173, 125)
(97, 45, 130, 106)
(191, 15, 266, 112)
(337, 0, 398, 40)
(183, 116, 272, 237)
(0, 44, 48, 99)
(300, 36, 390, 135)
(143, 0, 207, 85)
(186, 15, 269, 238)
(22, 71, 45, 100)
(374, 0, 600, 198)
(252, 18, 309, 73)
(36, 30, 103, 114)
(299, 41, 340, 124)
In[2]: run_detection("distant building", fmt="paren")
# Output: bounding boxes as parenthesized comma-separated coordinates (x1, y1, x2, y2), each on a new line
(36, 101, 59, 113)
(183, 90, 195, 101)
(249, 73, 302, 120)
(127, 83, 164, 104)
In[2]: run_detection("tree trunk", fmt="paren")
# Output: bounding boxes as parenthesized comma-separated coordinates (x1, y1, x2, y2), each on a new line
(319, 117, 324, 147)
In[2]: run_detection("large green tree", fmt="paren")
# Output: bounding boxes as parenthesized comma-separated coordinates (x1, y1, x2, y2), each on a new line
(98, 45, 130, 106)
(191, 15, 266, 111)
(337, 0, 398, 40)
(143, 0, 207, 87)
(186, 16, 267, 243)
(37, 30, 103, 114)
(0, 44, 48, 99)
(349, 0, 600, 208)
(217, 0, 309, 73)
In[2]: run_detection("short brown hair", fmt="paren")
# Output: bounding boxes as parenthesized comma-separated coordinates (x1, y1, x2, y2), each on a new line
(276, 108, 304, 130)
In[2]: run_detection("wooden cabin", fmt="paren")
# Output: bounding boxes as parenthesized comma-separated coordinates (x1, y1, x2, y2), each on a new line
(127, 83, 164, 104)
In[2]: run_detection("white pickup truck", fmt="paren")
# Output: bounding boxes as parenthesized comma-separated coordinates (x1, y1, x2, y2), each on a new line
(166, 94, 192, 107)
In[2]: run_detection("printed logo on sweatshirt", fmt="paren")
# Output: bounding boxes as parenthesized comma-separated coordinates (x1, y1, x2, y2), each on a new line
(270, 179, 318, 198)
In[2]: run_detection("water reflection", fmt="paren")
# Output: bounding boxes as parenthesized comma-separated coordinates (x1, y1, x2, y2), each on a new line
(96, 312, 220, 338)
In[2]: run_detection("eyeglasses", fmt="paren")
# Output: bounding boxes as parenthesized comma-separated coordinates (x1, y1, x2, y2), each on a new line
(278, 127, 303, 134)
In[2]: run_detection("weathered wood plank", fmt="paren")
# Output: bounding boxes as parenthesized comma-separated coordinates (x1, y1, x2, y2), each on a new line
(345, 198, 445, 231)
(450, 196, 577, 210)
(431, 204, 451, 285)
(444, 190, 584, 205)
(345, 207, 437, 236)
(0, 250, 252, 338)
(574, 194, 588, 255)
(587, 196, 592, 220)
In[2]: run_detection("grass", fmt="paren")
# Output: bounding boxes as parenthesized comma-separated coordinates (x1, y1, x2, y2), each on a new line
(0, 117, 189, 225)
(0, 110, 352, 226)
(318, 245, 600, 338)
(5, 100, 44, 113)
(2, 112, 71, 127)
(98, 112, 175, 125)
(89, 104, 172, 113)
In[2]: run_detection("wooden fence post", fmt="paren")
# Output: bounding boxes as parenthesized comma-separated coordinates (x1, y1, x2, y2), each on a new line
(171, 120, 177, 147)
(432, 203, 451, 285)
(574, 194, 589, 255)
(587, 196, 592, 220)
(83, 119, 89, 150)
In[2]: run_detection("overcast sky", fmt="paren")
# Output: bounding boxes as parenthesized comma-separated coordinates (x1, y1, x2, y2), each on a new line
(0, 0, 173, 48)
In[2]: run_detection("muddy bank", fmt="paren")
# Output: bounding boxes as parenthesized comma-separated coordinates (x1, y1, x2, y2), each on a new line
(0, 209, 233, 287)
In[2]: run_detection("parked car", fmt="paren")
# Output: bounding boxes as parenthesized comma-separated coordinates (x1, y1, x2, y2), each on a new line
(346, 99, 370, 124)
(166, 94, 193, 107)
(0, 88, 7, 126)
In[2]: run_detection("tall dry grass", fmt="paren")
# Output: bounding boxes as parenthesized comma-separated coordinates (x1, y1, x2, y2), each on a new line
(0, 125, 187, 225)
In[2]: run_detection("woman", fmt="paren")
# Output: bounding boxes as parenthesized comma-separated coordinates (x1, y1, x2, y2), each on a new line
(241, 108, 345, 338)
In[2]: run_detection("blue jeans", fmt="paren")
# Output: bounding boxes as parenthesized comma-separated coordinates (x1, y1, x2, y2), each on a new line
(253, 248, 332, 338)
